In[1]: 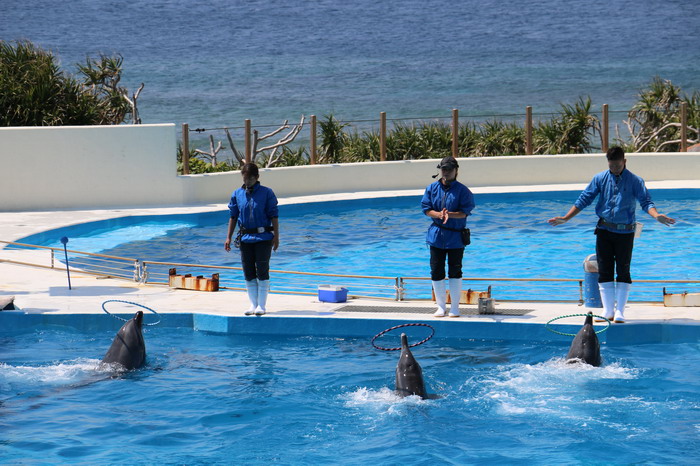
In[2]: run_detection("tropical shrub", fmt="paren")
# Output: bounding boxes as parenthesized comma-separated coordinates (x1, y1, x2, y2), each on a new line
(475, 120, 526, 156)
(457, 122, 480, 157)
(0, 40, 134, 126)
(624, 77, 700, 151)
(344, 130, 380, 162)
(318, 114, 348, 164)
(534, 97, 598, 154)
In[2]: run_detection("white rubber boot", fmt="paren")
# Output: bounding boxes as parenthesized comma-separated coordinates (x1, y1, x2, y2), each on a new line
(255, 280, 269, 316)
(448, 278, 462, 317)
(596, 282, 616, 322)
(432, 280, 447, 317)
(244, 280, 258, 315)
(614, 282, 630, 323)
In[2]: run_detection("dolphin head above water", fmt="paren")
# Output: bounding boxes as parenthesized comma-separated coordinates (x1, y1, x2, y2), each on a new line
(395, 333, 427, 398)
(565, 313, 601, 367)
(102, 311, 146, 370)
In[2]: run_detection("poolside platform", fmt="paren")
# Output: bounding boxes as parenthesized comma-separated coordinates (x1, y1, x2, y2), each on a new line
(1, 255, 698, 344)
(2, 181, 699, 345)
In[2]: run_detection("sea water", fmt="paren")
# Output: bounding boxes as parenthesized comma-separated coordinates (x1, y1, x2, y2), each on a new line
(1, 326, 700, 463)
(2, 0, 699, 134)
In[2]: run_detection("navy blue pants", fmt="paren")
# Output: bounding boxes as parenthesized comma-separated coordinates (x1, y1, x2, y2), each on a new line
(240, 240, 272, 281)
(429, 246, 464, 281)
(595, 228, 634, 283)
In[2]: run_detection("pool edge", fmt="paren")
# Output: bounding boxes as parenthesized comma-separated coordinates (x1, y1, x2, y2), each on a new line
(2, 311, 699, 346)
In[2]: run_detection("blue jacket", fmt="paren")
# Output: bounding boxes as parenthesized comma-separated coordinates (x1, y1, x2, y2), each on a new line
(228, 182, 279, 243)
(421, 180, 475, 249)
(574, 168, 655, 233)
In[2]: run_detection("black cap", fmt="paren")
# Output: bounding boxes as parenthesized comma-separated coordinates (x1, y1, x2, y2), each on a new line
(437, 156, 459, 170)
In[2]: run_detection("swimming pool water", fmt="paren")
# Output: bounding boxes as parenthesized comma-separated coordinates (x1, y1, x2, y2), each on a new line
(2, 326, 699, 463)
(17, 190, 700, 301)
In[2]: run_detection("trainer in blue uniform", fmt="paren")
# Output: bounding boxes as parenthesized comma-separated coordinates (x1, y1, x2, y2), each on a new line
(421, 156, 475, 318)
(225, 163, 279, 316)
(548, 147, 675, 323)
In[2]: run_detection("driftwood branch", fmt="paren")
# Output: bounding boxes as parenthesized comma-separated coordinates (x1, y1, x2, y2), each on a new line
(636, 122, 699, 152)
(623, 119, 641, 148)
(265, 146, 282, 168)
(194, 134, 223, 166)
(257, 115, 305, 153)
(122, 83, 144, 124)
(248, 115, 305, 166)
(225, 128, 243, 164)
(192, 115, 305, 169)
(252, 129, 260, 162)
(625, 115, 700, 152)
(258, 120, 289, 142)
(656, 137, 699, 151)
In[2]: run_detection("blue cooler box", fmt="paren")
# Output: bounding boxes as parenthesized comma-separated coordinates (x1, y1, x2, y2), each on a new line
(318, 285, 348, 303)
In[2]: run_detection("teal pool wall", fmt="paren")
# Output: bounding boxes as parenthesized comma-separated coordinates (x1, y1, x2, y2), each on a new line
(2, 311, 699, 346)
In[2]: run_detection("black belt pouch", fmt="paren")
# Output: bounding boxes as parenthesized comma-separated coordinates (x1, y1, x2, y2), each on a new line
(461, 228, 471, 246)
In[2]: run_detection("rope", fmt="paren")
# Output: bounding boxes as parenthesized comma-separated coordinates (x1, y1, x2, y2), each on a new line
(101, 300, 161, 326)
(371, 323, 435, 351)
(545, 313, 611, 337)
(185, 108, 635, 133)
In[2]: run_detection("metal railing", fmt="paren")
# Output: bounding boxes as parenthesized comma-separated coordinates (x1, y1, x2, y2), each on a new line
(2, 240, 699, 303)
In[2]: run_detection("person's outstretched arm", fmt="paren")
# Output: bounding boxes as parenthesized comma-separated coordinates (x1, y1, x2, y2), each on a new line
(548, 206, 581, 226)
(647, 207, 676, 226)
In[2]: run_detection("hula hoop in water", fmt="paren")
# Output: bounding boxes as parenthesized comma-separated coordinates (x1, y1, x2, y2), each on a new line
(371, 323, 435, 351)
(545, 313, 611, 337)
(101, 300, 161, 326)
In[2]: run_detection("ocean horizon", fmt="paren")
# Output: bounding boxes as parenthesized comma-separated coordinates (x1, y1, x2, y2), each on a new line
(3, 0, 700, 144)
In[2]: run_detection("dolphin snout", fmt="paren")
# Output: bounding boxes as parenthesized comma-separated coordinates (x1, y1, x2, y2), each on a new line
(133, 311, 144, 327)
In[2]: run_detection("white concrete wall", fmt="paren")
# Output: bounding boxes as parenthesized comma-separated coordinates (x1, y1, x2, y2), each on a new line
(1, 124, 179, 211)
(1, 124, 698, 211)
(183, 152, 700, 203)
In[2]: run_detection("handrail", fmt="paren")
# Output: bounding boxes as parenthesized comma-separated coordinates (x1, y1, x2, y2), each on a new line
(142, 260, 241, 270)
(0, 240, 138, 261)
(403, 276, 582, 282)
(403, 276, 700, 284)
(2, 240, 699, 303)
(268, 269, 396, 280)
(142, 260, 396, 279)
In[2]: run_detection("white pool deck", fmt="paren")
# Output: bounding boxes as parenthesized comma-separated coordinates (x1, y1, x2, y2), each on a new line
(1, 181, 698, 332)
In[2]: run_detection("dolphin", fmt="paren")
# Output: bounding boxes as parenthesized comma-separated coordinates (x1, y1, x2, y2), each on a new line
(395, 333, 428, 398)
(102, 311, 146, 370)
(565, 312, 601, 367)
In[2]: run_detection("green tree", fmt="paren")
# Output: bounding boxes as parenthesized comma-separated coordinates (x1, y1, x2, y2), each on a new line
(0, 40, 136, 126)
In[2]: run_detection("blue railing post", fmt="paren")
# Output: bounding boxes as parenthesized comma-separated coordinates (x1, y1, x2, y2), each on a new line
(60, 237, 72, 290)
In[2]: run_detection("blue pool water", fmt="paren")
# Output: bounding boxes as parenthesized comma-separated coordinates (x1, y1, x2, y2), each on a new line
(2, 325, 700, 463)
(17, 190, 700, 302)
